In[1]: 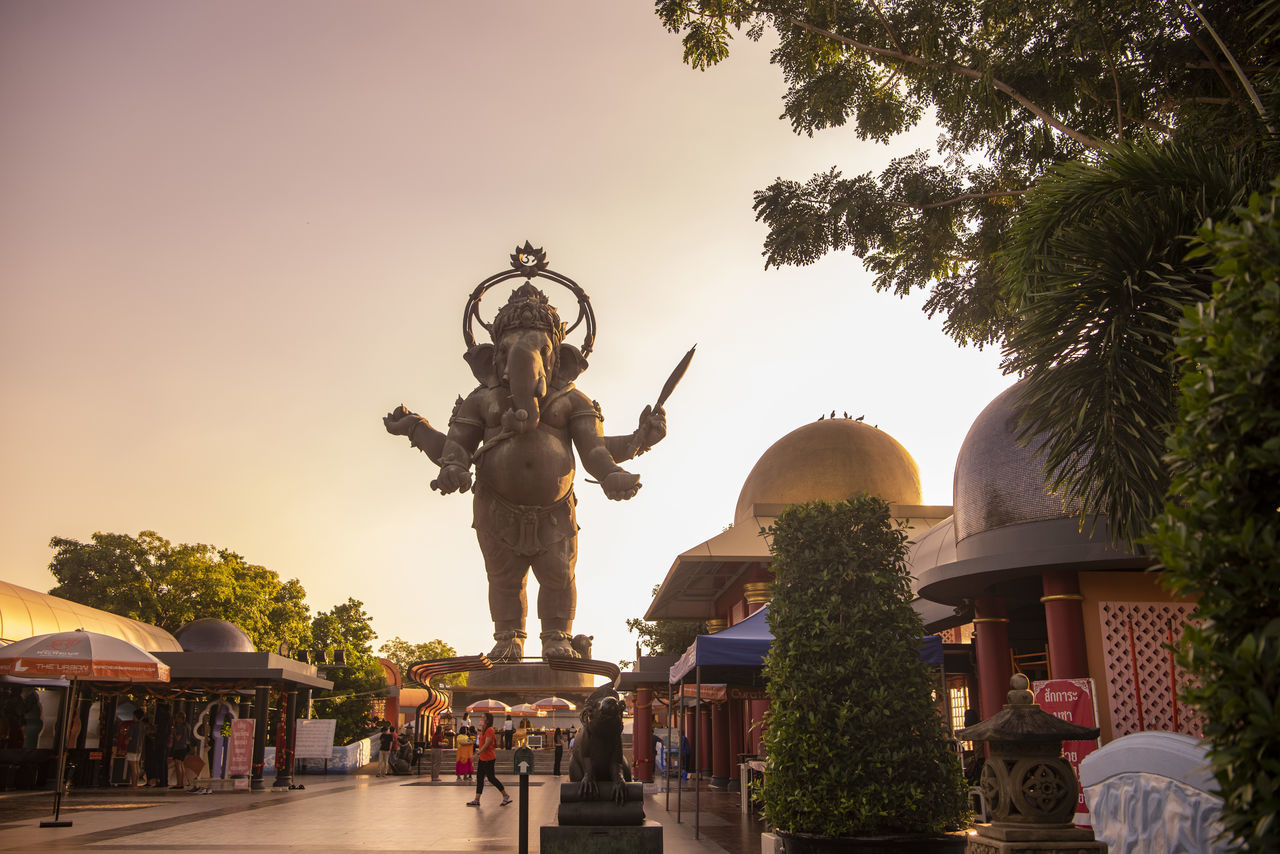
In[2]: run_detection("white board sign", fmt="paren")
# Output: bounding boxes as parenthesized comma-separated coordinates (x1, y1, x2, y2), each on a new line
(294, 718, 337, 759)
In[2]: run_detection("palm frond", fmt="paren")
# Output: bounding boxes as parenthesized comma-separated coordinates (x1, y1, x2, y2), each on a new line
(999, 139, 1273, 545)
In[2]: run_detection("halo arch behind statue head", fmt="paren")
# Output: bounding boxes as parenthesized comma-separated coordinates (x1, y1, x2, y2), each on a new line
(462, 248, 596, 357)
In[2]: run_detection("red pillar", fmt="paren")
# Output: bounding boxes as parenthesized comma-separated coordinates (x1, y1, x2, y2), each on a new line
(727, 699, 744, 787)
(633, 688, 654, 783)
(974, 595, 1013, 721)
(711, 702, 730, 786)
(1042, 571, 1089, 679)
(698, 705, 712, 775)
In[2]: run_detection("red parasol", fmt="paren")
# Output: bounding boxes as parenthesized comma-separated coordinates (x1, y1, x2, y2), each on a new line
(466, 698, 511, 713)
(0, 629, 171, 682)
(508, 703, 546, 717)
(531, 696, 577, 712)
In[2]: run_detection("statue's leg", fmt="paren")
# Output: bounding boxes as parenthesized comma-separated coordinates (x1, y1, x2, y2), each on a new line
(531, 534, 578, 659)
(476, 529, 529, 661)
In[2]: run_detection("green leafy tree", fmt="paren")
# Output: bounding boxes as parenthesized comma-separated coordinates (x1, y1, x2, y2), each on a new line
(658, 0, 1271, 347)
(378, 637, 468, 687)
(627, 585, 707, 655)
(47, 530, 311, 653)
(1151, 181, 1280, 851)
(659, 1, 1276, 547)
(310, 598, 387, 745)
(1001, 140, 1274, 543)
(761, 497, 967, 837)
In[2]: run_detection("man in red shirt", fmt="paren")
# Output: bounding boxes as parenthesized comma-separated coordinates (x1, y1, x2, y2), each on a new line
(466, 712, 511, 807)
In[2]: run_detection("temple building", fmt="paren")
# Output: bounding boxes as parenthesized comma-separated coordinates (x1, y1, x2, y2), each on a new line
(627, 415, 951, 789)
(627, 383, 1199, 794)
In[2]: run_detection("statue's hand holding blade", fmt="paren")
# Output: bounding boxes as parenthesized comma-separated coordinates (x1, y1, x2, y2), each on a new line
(601, 471, 641, 501)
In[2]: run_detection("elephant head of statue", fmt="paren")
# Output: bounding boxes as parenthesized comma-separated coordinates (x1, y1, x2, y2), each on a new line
(464, 282, 590, 434)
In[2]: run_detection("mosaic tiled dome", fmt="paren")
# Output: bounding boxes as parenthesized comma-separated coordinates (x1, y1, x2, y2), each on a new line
(953, 381, 1081, 543)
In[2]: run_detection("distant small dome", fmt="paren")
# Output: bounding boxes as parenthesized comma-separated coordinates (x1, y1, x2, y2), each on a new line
(953, 382, 1081, 542)
(175, 619, 256, 653)
(734, 418, 922, 523)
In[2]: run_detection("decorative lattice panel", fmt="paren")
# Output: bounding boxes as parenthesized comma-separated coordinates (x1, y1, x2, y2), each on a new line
(1098, 601, 1202, 737)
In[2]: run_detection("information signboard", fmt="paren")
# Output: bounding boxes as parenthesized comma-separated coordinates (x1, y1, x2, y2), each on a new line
(294, 718, 337, 760)
(1033, 677, 1101, 827)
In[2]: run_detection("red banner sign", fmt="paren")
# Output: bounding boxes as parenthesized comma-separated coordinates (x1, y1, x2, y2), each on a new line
(227, 718, 255, 777)
(1033, 678, 1101, 827)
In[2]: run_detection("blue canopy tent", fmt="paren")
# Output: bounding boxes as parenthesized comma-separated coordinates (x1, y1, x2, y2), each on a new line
(668, 606, 943, 682)
(669, 605, 774, 683)
(664, 606, 947, 836)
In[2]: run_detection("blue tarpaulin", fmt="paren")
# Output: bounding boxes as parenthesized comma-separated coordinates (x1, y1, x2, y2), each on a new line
(669, 605, 945, 683)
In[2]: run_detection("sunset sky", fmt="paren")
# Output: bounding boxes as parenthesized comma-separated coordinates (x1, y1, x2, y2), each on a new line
(0, 2, 1012, 666)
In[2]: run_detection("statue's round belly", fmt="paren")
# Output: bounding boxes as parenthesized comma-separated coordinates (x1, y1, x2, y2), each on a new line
(476, 430, 575, 506)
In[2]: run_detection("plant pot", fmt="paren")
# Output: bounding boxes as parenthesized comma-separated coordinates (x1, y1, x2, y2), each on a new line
(776, 830, 968, 854)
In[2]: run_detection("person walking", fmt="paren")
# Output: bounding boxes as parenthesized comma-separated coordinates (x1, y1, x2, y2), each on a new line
(466, 712, 511, 807)
(377, 725, 393, 777)
(552, 727, 564, 776)
(430, 724, 445, 781)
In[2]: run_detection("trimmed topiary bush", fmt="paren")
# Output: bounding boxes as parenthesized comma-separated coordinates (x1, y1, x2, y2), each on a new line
(760, 495, 969, 838)
(1151, 178, 1280, 851)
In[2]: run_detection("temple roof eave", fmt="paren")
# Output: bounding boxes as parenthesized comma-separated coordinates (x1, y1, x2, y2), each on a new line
(915, 517, 1150, 606)
(647, 504, 953, 622)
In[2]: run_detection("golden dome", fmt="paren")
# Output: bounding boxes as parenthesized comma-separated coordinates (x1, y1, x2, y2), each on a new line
(733, 418, 922, 523)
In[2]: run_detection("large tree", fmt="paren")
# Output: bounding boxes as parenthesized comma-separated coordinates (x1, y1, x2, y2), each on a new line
(48, 530, 311, 653)
(310, 598, 387, 744)
(659, 0, 1269, 345)
(378, 636, 468, 687)
(658, 0, 1276, 544)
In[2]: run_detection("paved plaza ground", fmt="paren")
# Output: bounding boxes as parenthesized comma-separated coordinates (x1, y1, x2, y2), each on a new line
(0, 772, 763, 854)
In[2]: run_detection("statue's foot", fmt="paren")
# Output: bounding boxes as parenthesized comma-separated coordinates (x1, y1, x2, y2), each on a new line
(540, 631, 581, 660)
(487, 630, 526, 662)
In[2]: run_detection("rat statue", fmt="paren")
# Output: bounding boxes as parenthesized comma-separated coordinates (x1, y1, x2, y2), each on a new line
(385, 244, 687, 662)
(568, 683, 633, 805)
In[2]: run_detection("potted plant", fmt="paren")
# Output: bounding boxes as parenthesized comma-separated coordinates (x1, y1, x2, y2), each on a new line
(760, 496, 969, 852)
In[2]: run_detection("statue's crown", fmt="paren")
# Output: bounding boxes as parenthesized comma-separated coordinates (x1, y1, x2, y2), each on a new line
(491, 282, 566, 346)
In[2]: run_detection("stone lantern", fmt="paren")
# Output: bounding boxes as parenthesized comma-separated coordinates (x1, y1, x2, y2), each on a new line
(957, 674, 1107, 853)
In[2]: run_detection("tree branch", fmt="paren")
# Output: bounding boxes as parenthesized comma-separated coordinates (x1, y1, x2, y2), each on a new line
(891, 189, 1028, 211)
(785, 17, 1108, 152)
(1181, 0, 1274, 132)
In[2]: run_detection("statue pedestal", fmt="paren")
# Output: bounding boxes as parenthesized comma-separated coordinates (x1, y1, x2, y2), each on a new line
(965, 823, 1107, 853)
(449, 661, 596, 712)
(540, 820, 663, 854)
(557, 781, 646, 825)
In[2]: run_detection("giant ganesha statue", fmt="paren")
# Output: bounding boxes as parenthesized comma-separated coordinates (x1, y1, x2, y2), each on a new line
(384, 244, 687, 662)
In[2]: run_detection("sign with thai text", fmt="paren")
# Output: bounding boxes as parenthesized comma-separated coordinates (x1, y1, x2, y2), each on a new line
(226, 718, 255, 776)
(1033, 677, 1101, 827)
(294, 718, 337, 760)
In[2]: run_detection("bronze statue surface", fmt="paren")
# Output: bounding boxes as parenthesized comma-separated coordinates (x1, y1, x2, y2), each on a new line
(385, 244, 685, 662)
(568, 683, 633, 804)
